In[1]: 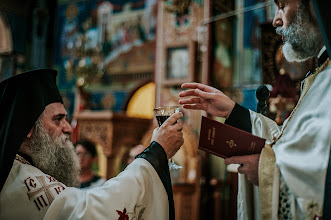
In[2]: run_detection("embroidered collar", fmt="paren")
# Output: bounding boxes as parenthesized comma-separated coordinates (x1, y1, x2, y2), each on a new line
(318, 50, 329, 67)
(274, 58, 331, 145)
(304, 47, 329, 80)
(15, 154, 31, 165)
(301, 57, 330, 91)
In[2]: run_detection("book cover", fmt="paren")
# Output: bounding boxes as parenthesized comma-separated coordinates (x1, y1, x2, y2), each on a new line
(199, 116, 266, 159)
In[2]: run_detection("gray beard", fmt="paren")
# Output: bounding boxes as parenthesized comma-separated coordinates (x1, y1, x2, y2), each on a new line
(276, 3, 323, 62)
(21, 119, 80, 187)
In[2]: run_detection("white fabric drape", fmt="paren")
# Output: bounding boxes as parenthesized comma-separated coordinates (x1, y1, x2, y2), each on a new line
(0, 158, 168, 219)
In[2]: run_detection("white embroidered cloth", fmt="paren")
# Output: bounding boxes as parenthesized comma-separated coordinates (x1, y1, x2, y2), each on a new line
(0, 157, 168, 219)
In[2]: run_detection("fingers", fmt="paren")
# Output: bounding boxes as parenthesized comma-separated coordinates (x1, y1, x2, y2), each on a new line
(173, 120, 184, 131)
(225, 157, 246, 174)
(162, 112, 183, 126)
(181, 82, 201, 89)
(194, 89, 217, 100)
(225, 154, 260, 164)
(178, 89, 197, 97)
(224, 156, 245, 166)
(181, 104, 203, 110)
(179, 88, 216, 99)
(178, 91, 204, 110)
(237, 165, 245, 174)
(178, 97, 201, 105)
(179, 87, 217, 103)
(181, 82, 214, 92)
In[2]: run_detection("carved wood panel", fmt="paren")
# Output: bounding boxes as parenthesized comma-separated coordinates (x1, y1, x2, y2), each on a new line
(75, 111, 151, 178)
(78, 120, 113, 156)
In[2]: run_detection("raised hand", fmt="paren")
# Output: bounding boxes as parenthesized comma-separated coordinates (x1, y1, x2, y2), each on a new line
(178, 82, 235, 118)
(151, 112, 184, 159)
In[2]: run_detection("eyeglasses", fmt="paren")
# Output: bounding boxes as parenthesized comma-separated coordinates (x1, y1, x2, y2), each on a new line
(76, 152, 92, 158)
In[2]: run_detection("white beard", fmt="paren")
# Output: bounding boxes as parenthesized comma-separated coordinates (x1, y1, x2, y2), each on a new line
(276, 3, 323, 63)
(20, 119, 80, 187)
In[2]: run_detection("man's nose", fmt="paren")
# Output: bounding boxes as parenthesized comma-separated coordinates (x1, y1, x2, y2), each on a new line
(273, 10, 283, 27)
(63, 120, 73, 134)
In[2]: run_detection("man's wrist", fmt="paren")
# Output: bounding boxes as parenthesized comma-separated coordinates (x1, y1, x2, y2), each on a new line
(135, 141, 175, 219)
(135, 141, 168, 169)
(225, 103, 252, 133)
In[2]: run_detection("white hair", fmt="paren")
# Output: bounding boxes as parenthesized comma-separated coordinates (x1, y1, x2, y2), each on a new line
(276, 1, 323, 62)
(20, 117, 80, 187)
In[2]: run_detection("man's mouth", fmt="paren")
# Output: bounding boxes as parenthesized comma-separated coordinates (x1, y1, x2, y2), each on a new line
(282, 36, 285, 42)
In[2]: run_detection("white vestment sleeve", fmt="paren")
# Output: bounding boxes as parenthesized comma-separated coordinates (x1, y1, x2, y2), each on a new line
(249, 110, 281, 143)
(44, 158, 169, 219)
(237, 110, 281, 220)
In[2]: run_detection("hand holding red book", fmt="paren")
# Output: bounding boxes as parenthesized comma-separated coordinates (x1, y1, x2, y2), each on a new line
(199, 116, 266, 159)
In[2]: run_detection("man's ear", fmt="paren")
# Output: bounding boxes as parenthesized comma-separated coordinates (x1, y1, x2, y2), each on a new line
(27, 127, 34, 138)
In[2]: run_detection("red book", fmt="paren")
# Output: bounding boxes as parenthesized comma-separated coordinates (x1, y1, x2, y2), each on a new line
(199, 116, 266, 159)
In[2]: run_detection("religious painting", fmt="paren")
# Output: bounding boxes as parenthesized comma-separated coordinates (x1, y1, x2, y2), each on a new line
(240, 0, 270, 85)
(54, 0, 157, 86)
(54, 1, 92, 89)
(163, 41, 195, 85)
(54, 0, 158, 114)
(210, 1, 234, 90)
(162, 0, 203, 37)
(166, 46, 189, 79)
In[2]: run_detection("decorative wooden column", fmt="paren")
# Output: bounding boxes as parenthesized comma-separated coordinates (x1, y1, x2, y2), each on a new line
(74, 110, 152, 179)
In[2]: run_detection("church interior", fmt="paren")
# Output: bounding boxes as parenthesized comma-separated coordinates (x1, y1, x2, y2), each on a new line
(0, 0, 319, 219)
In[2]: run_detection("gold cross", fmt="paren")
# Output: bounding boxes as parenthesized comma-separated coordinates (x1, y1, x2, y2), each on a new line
(226, 140, 237, 148)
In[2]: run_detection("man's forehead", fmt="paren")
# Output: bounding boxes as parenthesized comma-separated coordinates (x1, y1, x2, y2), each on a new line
(43, 102, 67, 116)
(274, 0, 298, 4)
(75, 144, 88, 152)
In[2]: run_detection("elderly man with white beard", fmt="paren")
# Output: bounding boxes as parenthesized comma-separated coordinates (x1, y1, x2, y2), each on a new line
(179, 0, 330, 219)
(0, 69, 184, 219)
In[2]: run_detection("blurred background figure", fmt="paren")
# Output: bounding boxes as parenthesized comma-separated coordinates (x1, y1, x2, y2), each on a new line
(74, 140, 106, 189)
(127, 144, 146, 165)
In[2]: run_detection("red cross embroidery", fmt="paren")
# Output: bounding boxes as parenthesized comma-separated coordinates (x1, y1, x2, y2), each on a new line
(27, 176, 65, 210)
